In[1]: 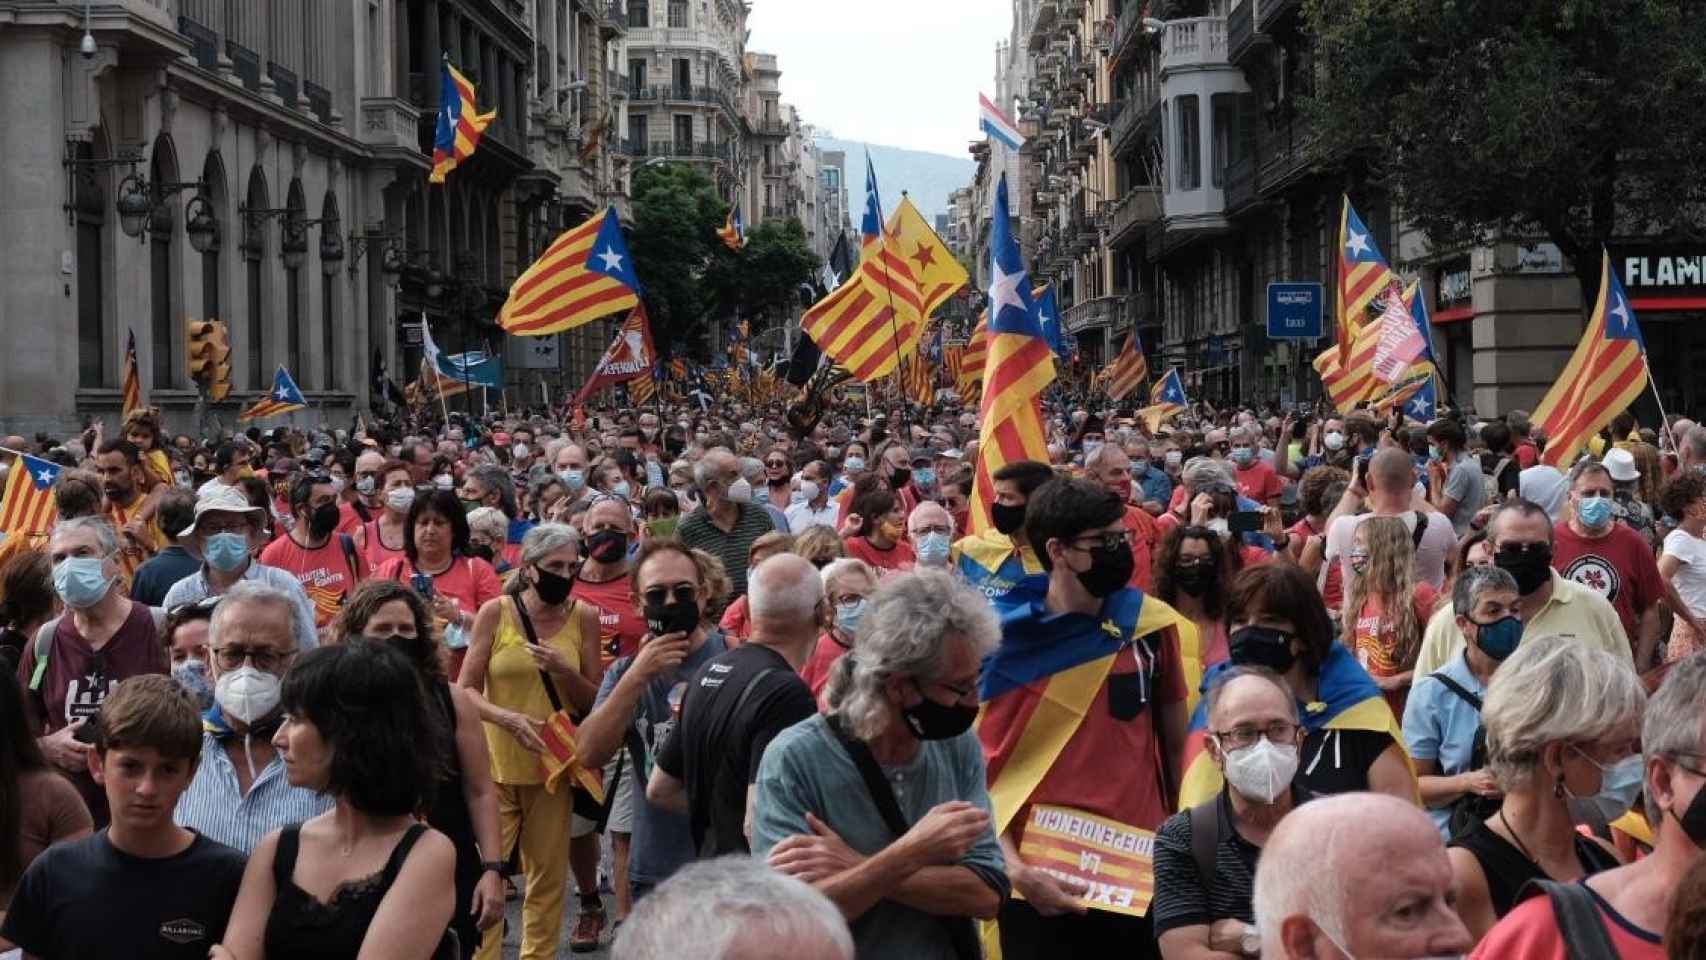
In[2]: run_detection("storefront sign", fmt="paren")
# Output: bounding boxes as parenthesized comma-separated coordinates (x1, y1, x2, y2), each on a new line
(398, 319, 423, 346)
(1611, 246, 1706, 299)
(1266, 282, 1325, 340)
(1017, 804, 1156, 917)
(1435, 258, 1472, 311)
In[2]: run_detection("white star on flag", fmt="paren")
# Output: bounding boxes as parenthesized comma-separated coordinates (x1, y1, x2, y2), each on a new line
(1345, 229, 1371, 257)
(597, 247, 624, 272)
(988, 262, 1026, 318)
(275, 387, 290, 400)
(1609, 295, 1630, 333)
(36, 469, 55, 485)
(1409, 395, 1429, 417)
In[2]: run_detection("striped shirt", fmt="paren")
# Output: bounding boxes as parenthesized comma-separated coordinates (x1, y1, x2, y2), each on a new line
(677, 503, 776, 598)
(161, 562, 321, 650)
(174, 732, 332, 853)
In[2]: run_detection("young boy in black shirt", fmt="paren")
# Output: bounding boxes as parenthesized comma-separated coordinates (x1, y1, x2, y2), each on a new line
(2, 674, 247, 958)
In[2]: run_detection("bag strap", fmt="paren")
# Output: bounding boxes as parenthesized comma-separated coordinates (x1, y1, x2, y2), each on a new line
(1188, 798, 1221, 894)
(824, 712, 908, 836)
(1410, 511, 1428, 547)
(512, 595, 567, 714)
(338, 533, 364, 583)
(688, 667, 780, 849)
(596, 725, 651, 833)
(28, 616, 62, 692)
(1430, 670, 1483, 711)
(1516, 879, 1621, 960)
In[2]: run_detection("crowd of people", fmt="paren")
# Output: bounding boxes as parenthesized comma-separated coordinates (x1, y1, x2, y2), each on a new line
(2, 395, 1706, 959)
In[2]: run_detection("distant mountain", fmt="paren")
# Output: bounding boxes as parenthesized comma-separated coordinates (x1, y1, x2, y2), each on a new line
(815, 137, 975, 225)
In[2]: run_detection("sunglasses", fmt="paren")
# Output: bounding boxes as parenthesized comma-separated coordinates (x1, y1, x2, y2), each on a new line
(643, 584, 699, 607)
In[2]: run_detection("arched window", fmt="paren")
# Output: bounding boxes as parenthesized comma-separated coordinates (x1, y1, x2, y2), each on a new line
(244, 167, 269, 389)
(150, 136, 180, 388)
(200, 152, 227, 323)
(285, 178, 307, 378)
(74, 139, 108, 388)
(320, 189, 340, 390)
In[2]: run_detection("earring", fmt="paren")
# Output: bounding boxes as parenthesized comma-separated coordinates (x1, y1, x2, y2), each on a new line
(1554, 774, 1566, 800)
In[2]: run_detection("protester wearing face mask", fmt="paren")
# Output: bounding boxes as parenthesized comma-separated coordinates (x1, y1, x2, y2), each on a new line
(459, 523, 607, 956)
(552, 441, 595, 511)
(162, 487, 319, 660)
(980, 478, 1190, 957)
(1403, 565, 1520, 842)
(1125, 440, 1173, 516)
(1660, 471, 1706, 665)
(1154, 526, 1235, 714)
(799, 558, 877, 703)
(372, 488, 503, 681)
(465, 506, 512, 575)
(950, 460, 1053, 601)
(1228, 427, 1283, 508)
(161, 597, 216, 711)
(678, 449, 779, 599)
(1445, 636, 1645, 942)
(868, 440, 921, 518)
(906, 501, 955, 571)
(832, 442, 867, 496)
(908, 447, 939, 499)
(1153, 668, 1308, 960)
(169, 582, 330, 857)
(1474, 654, 1706, 958)
(784, 460, 840, 534)
(1413, 500, 1630, 679)
(460, 464, 529, 570)
(358, 460, 415, 569)
(841, 485, 915, 573)
(127, 489, 203, 608)
(1085, 442, 1159, 591)
(18, 517, 168, 826)
(258, 473, 366, 640)
(717, 532, 797, 642)
(756, 570, 1009, 958)
(1182, 563, 1413, 808)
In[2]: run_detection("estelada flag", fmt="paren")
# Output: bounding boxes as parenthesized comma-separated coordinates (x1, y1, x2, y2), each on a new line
(1532, 250, 1649, 467)
(1176, 644, 1414, 809)
(574, 305, 657, 405)
(0, 453, 62, 538)
(499, 206, 640, 336)
(121, 329, 145, 419)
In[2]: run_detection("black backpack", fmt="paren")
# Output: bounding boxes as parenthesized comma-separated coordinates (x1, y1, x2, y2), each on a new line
(1430, 670, 1498, 839)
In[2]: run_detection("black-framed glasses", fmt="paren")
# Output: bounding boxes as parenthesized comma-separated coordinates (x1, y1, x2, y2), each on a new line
(643, 584, 699, 607)
(1068, 530, 1136, 552)
(918, 676, 977, 702)
(766, 459, 788, 469)
(212, 646, 293, 672)
(1212, 720, 1300, 750)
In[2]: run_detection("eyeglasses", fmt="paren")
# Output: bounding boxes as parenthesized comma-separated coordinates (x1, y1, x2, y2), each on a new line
(766, 459, 788, 468)
(911, 524, 953, 537)
(198, 519, 254, 537)
(212, 646, 292, 672)
(1067, 530, 1136, 552)
(1212, 720, 1300, 750)
(643, 584, 699, 607)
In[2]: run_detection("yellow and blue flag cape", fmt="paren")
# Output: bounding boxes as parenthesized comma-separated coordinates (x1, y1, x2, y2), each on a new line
(1177, 642, 1413, 808)
(951, 531, 1042, 602)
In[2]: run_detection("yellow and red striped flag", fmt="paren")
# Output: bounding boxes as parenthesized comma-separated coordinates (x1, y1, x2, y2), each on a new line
(969, 175, 1055, 534)
(1105, 333, 1148, 401)
(238, 366, 307, 422)
(889, 197, 968, 327)
(955, 316, 989, 407)
(0, 453, 62, 539)
(121, 329, 144, 419)
(1314, 280, 1430, 413)
(499, 207, 640, 336)
(717, 206, 746, 251)
(1336, 196, 1398, 364)
(1533, 250, 1649, 467)
(429, 59, 496, 183)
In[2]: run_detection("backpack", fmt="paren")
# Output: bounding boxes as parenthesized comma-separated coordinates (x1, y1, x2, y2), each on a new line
(29, 606, 169, 692)
(1430, 670, 1498, 839)
(1482, 456, 1514, 505)
(1511, 880, 1620, 960)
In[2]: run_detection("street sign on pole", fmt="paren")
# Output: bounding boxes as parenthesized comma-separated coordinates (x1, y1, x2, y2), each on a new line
(1266, 282, 1325, 340)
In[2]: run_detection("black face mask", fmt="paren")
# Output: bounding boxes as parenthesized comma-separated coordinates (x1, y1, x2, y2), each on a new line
(586, 529, 629, 564)
(645, 598, 700, 637)
(308, 503, 340, 540)
(991, 501, 1027, 536)
(1173, 565, 1212, 598)
(901, 682, 978, 740)
(889, 467, 912, 490)
(534, 567, 574, 606)
(468, 543, 496, 563)
(1229, 625, 1299, 673)
(1495, 543, 1553, 595)
(1672, 769, 1706, 849)
(1075, 542, 1135, 598)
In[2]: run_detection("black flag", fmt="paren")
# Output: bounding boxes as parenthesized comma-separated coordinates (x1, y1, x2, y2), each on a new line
(786, 331, 821, 386)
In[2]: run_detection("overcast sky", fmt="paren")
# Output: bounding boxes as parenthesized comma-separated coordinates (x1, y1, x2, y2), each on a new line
(745, 0, 1012, 157)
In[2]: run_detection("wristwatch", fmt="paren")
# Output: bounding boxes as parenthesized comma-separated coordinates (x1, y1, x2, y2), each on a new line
(480, 859, 509, 877)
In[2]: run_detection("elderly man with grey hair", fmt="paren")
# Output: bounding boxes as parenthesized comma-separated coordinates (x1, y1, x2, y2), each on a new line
(611, 855, 853, 960)
(679, 448, 780, 598)
(649, 554, 822, 855)
(173, 581, 332, 852)
(162, 485, 319, 651)
(1253, 793, 1471, 959)
(753, 569, 1008, 958)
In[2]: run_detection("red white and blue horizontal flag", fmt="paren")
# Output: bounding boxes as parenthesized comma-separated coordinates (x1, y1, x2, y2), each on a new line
(978, 93, 1025, 151)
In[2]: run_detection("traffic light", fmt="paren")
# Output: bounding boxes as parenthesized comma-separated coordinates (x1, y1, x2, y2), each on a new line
(187, 319, 233, 401)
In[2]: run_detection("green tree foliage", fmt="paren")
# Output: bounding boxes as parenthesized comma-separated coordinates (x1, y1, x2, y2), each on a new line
(703, 217, 820, 325)
(1305, 0, 1706, 295)
(629, 162, 725, 349)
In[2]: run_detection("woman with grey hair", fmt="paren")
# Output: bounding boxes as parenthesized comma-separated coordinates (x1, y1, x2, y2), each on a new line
(464, 506, 510, 572)
(752, 569, 1009, 957)
(611, 855, 852, 960)
(799, 558, 878, 701)
(1445, 634, 1645, 940)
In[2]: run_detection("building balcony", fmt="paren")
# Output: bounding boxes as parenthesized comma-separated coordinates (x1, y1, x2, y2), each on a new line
(609, 71, 629, 99)
(1254, 110, 1317, 197)
(1109, 0, 1147, 70)
(1112, 90, 1160, 158)
(1107, 186, 1161, 248)
(753, 117, 788, 138)
(1227, 0, 1271, 65)
(1257, 0, 1302, 33)
(1159, 16, 1229, 76)
(1063, 295, 1121, 335)
(602, 0, 628, 37)
(763, 205, 785, 219)
(1225, 154, 1257, 213)
(621, 139, 736, 166)
(1030, 0, 1058, 52)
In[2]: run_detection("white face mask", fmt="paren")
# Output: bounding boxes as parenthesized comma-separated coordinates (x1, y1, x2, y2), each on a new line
(214, 664, 282, 725)
(386, 487, 416, 513)
(1219, 737, 1299, 804)
(433, 474, 454, 491)
(727, 477, 753, 504)
(1324, 431, 1346, 451)
(797, 479, 821, 504)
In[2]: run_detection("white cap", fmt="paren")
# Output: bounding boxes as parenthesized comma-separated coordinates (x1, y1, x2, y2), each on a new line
(179, 485, 263, 539)
(1603, 447, 1640, 483)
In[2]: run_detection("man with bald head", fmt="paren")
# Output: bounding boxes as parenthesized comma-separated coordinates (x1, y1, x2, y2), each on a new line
(1085, 442, 1158, 590)
(1323, 447, 1457, 592)
(1253, 792, 1472, 959)
(552, 441, 595, 509)
(649, 554, 822, 854)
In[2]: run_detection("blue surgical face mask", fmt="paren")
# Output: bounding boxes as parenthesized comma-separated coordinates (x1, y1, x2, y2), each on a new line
(914, 468, 937, 489)
(915, 531, 951, 566)
(1577, 494, 1613, 529)
(843, 456, 866, 473)
(204, 531, 251, 572)
(1231, 446, 1255, 467)
(1129, 459, 1150, 476)
(1571, 751, 1646, 823)
(835, 598, 867, 637)
(611, 480, 632, 500)
(53, 556, 115, 609)
(560, 469, 586, 492)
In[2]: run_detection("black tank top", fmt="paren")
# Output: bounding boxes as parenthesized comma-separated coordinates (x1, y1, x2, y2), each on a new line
(263, 822, 439, 959)
(1448, 816, 1622, 918)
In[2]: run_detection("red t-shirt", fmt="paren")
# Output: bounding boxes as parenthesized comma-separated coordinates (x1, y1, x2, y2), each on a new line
(259, 534, 363, 628)
(1350, 583, 1436, 719)
(1514, 440, 1540, 470)
(1470, 883, 1662, 960)
(377, 554, 503, 678)
(1017, 627, 1187, 835)
(800, 631, 851, 706)
(1123, 505, 1157, 593)
(361, 519, 408, 570)
(1235, 461, 1286, 503)
(570, 571, 647, 667)
(1550, 521, 1661, 650)
(844, 536, 916, 572)
(335, 501, 366, 538)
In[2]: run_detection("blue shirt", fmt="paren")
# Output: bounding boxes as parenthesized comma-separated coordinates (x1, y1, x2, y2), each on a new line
(592, 630, 728, 886)
(1402, 652, 1486, 838)
(507, 517, 536, 546)
(1135, 466, 1173, 508)
(174, 729, 332, 853)
(129, 545, 202, 607)
(161, 562, 320, 650)
(752, 714, 1009, 959)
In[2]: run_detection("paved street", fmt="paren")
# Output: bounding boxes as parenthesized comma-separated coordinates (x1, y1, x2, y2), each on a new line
(497, 893, 618, 959)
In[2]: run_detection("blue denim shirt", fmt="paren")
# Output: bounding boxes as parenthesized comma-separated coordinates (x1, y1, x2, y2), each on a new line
(1135, 466, 1173, 508)
(1402, 653, 1486, 838)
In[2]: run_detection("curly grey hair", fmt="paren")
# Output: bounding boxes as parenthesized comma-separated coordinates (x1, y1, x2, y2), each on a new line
(50, 515, 119, 557)
(1482, 634, 1645, 791)
(823, 569, 999, 741)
